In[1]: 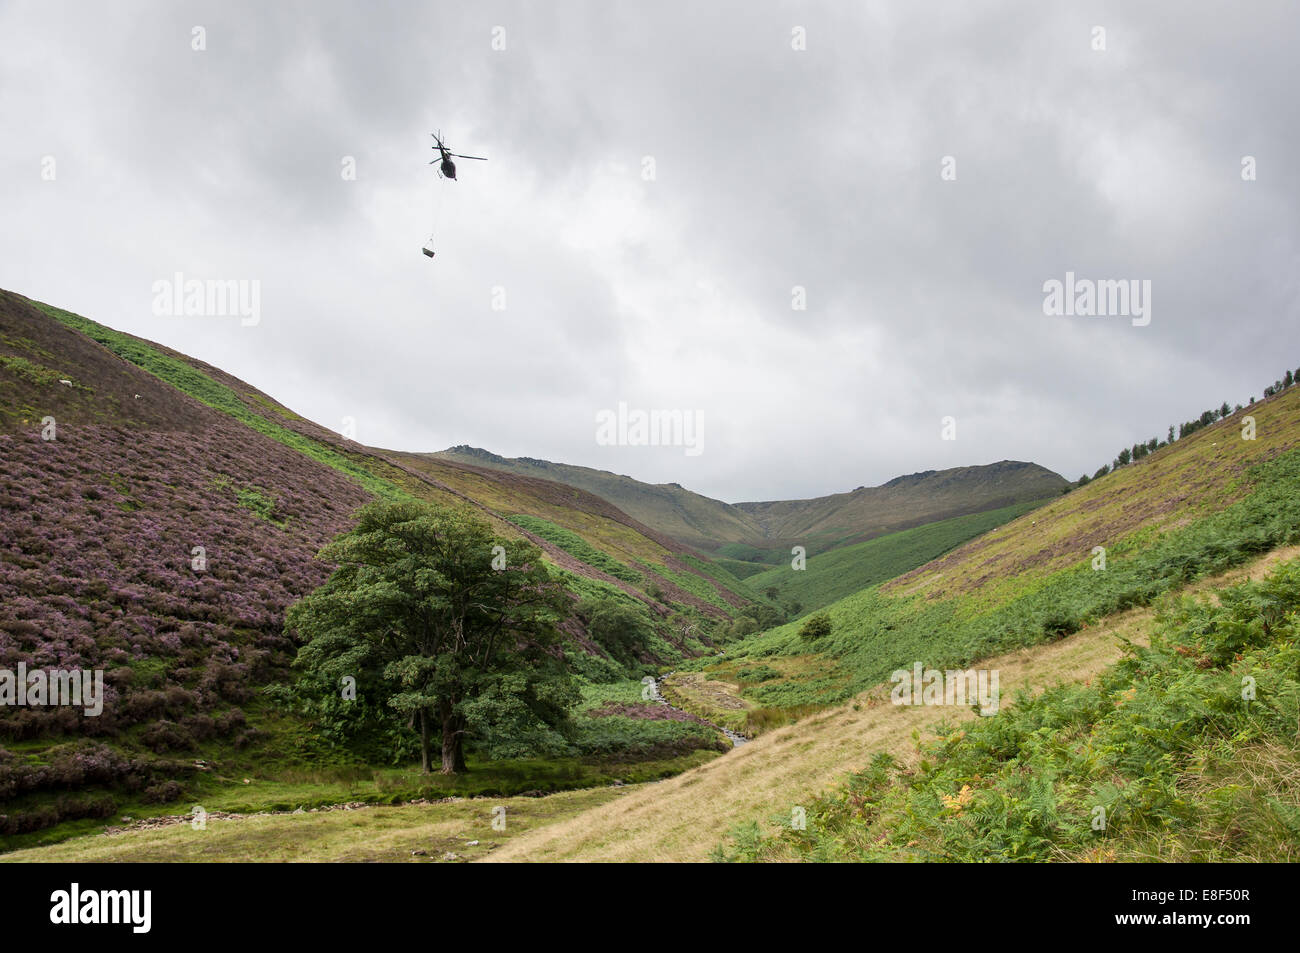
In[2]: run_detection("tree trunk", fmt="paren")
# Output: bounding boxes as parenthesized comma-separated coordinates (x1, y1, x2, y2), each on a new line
(419, 708, 431, 774)
(440, 701, 467, 774)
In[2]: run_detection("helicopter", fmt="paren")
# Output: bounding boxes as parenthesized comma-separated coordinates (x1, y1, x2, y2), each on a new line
(429, 131, 486, 181)
(423, 132, 486, 258)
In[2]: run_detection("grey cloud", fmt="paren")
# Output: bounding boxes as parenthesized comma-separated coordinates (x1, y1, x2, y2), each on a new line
(1, 0, 1296, 502)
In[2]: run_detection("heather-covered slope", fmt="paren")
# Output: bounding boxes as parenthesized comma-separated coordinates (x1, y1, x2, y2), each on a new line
(0, 291, 214, 432)
(0, 291, 762, 842)
(7, 293, 759, 627)
(1, 291, 379, 833)
(0, 293, 373, 749)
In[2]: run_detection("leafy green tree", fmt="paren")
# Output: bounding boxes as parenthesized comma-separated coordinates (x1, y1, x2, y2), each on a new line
(287, 500, 576, 774)
(739, 603, 787, 631)
(578, 595, 655, 667)
(799, 612, 833, 642)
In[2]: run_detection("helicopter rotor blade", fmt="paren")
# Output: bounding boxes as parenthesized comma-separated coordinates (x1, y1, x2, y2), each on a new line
(448, 153, 487, 161)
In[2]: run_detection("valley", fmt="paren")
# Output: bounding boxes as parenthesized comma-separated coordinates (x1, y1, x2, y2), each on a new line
(2, 289, 1299, 863)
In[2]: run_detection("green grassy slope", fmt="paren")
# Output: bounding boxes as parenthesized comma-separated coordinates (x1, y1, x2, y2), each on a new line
(743, 499, 1050, 613)
(717, 555, 1300, 863)
(697, 383, 1300, 712)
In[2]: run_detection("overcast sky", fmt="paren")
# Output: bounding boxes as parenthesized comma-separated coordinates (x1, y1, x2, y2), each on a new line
(3, 1, 1297, 502)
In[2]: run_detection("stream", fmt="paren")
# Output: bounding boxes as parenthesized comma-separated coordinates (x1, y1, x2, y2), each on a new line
(648, 674, 749, 748)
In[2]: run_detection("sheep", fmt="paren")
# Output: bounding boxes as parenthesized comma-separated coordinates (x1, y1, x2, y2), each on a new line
(58, 379, 72, 386)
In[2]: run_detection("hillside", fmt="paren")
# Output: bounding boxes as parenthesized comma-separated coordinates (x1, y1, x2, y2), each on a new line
(431, 446, 765, 551)
(742, 499, 1046, 614)
(695, 381, 1300, 715)
(0, 292, 761, 621)
(720, 552, 1300, 862)
(433, 446, 1066, 557)
(7, 288, 1296, 860)
(12, 545, 1295, 863)
(486, 545, 1300, 862)
(731, 461, 1066, 550)
(483, 380, 1300, 861)
(0, 290, 764, 844)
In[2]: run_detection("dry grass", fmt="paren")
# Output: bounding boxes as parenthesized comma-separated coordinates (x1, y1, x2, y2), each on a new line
(486, 545, 1300, 862)
(1, 787, 626, 863)
(1064, 740, 1300, 863)
(485, 615, 1150, 862)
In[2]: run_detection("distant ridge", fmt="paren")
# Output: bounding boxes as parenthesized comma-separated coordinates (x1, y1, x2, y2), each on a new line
(432, 447, 1066, 554)
(882, 469, 937, 488)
